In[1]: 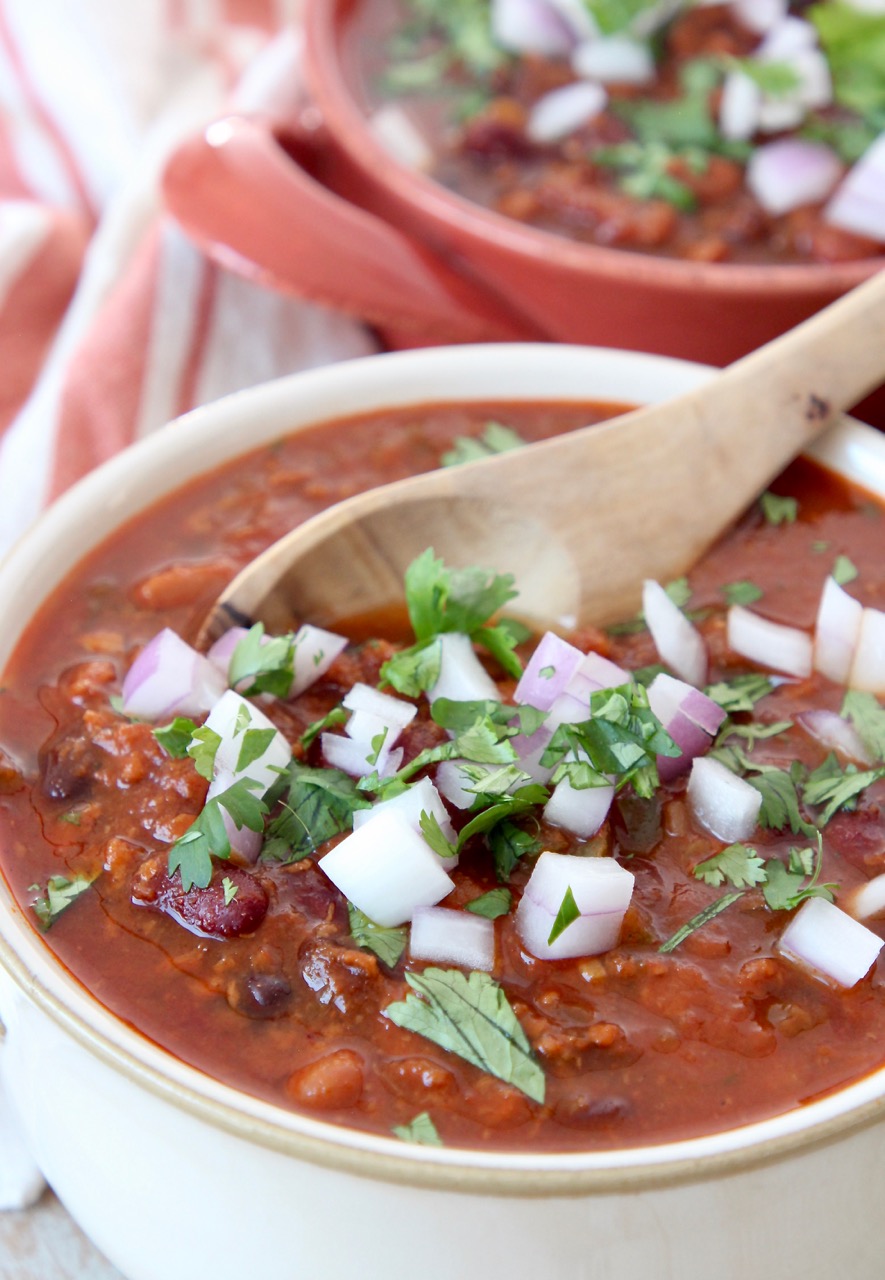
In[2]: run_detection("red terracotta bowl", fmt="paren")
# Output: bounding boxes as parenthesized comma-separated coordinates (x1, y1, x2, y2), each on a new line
(161, 0, 884, 420)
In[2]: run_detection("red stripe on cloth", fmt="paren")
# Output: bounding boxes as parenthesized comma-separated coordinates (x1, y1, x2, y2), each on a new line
(0, 7, 95, 215)
(0, 125, 33, 201)
(47, 228, 164, 499)
(175, 258, 219, 419)
(0, 208, 89, 436)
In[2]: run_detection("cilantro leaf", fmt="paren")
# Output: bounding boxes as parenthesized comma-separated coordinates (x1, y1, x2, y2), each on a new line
(747, 763, 816, 836)
(392, 1111, 443, 1146)
(170, 777, 269, 891)
(489, 820, 541, 882)
(300, 705, 347, 751)
(384, 967, 545, 1102)
(153, 716, 198, 758)
(659, 891, 745, 953)
(221, 876, 239, 905)
(442, 422, 526, 467)
(802, 752, 885, 825)
(236, 727, 277, 774)
(263, 762, 370, 862)
(228, 623, 296, 699)
(419, 809, 458, 860)
(841, 690, 885, 762)
(380, 637, 443, 697)
(809, 2, 885, 116)
(348, 902, 407, 968)
(456, 785, 549, 851)
(833, 555, 859, 586)
(30, 872, 97, 930)
(547, 885, 580, 944)
(187, 725, 222, 781)
(693, 843, 767, 889)
(761, 840, 836, 911)
(705, 673, 773, 713)
(760, 491, 798, 525)
(466, 887, 512, 919)
(722, 579, 763, 606)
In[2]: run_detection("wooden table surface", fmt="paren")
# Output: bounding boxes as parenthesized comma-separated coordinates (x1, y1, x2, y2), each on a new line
(0, 1191, 123, 1278)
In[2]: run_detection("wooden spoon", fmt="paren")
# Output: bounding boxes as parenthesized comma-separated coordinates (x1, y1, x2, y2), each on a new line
(202, 270, 885, 644)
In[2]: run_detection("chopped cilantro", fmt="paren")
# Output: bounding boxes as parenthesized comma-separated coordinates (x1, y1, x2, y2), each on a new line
(809, 2, 885, 117)
(841, 690, 885, 763)
(221, 876, 239, 905)
(170, 777, 268, 891)
(235, 727, 278, 774)
(187, 724, 222, 781)
(262, 762, 370, 862)
(348, 902, 407, 968)
(392, 1112, 443, 1146)
(489, 820, 541, 882)
(705, 673, 773, 713)
(734, 57, 801, 97)
(442, 422, 526, 467)
(30, 872, 97, 930)
(547, 885, 580, 944)
(153, 716, 199, 758)
(300, 705, 348, 751)
(466, 887, 512, 919)
(832, 555, 859, 586)
(693, 843, 767, 890)
(659, 891, 744, 954)
(419, 808, 458, 860)
(802, 752, 885, 825)
(760, 491, 798, 525)
(228, 623, 296, 699)
(722, 579, 763, 606)
(385, 967, 545, 1103)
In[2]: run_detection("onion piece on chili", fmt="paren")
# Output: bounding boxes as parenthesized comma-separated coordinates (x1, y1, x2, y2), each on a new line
(848, 606, 885, 693)
(845, 873, 885, 923)
(514, 631, 583, 710)
(796, 708, 873, 765)
(719, 69, 761, 140)
(746, 139, 841, 216)
(290, 624, 348, 697)
(516, 850, 634, 960)
(732, 0, 787, 35)
(206, 769, 264, 862)
(814, 575, 863, 684)
(370, 104, 433, 171)
(428, 632, 501, 704)
(687, 755, 762, 842)
(410, 906, 495, 971)
(643, 579, 707, 687)
(354, 775, 458, 868)
(825, 134, 885, 244)
(567, 650, 631, 700)
(435, 759, 489, 810)
(490, 0, 577, 56)
(319, 808, 454, 927)
(571, 35, 654, 84)
(343, 682, 417, 743)
(527, 81, 607, 143)
(544, 771, 614, 838)
(777, 896, 884, 988)
(204, 689, 292, 793)
(727, 604, 813, 677)
(646, 672, 725, 780)
(320, 730, 403, 780)
(121, 627, 226, 720)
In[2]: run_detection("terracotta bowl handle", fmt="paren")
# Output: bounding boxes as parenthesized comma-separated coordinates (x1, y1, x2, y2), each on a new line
(161, 113, 535, 343)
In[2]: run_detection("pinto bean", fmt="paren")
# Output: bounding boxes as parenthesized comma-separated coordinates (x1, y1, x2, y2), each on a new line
(285, 1049, 364, 1110)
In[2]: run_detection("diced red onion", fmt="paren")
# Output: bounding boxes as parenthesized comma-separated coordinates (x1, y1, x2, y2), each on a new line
(796, 709, 873, 766)
(319, 808, 454, 926)
(848, 607, 885, 694)
(548, 0, 599, 40)
(845, 873, 885, 923)
(732, 0, 787, 35)
(490, 0, 577, 56)
(566, 650, 631, 700)
(290, 624, 348, 697)
(544, 773, 614, 837)
(370, 104, 433, 172)
(647, 672, 725, 781)
(204, 689, 292, 792)
(571, 35, 654, 84)
(320, 731, 403, 779)
(353, 776, 458, 868)
(206, 770, 264, 862)
(206, 626, 250, 677)
(825, 134, 885, 245)
(428, 632, 501, 705)
(777, 896, 883, 988)
(121, 628, 227, 721)
(515, 850, 634, 960)
(687, 755, 762, 842)
(410, 905, 496, 971)
(746, 139, 841, 215)
(814, 575, 863, 685)
(727, 604, 812, 677)
(756, 14, 817, 58)
(514, 631, 583, 710)
(527, 79, 607, 144)
(719, 70, 761, 141)
(643, 579, 707, 687)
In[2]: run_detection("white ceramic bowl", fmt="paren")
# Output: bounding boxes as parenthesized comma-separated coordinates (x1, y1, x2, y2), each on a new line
(2, 345, 885, 1280)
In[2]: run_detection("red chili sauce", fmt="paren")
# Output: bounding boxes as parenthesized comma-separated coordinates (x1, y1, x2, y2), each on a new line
(349, 0, 885, 265)
(0, 400, 884, 1153)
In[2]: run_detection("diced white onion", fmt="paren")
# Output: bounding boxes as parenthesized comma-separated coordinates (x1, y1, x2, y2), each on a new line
(756, 14, 818, 58)
(727, 604, 813, 677)
(778, 896, 883, 987)
(643, 579, 707, 687)
(548, 0, 599, 39)
(571, 35, 654, 84)
(687, 755, 762, 842)
(206, 769, 264, 862)
(290, 624, 348, 697)
(410, 905, 496, 971)
(204, 689, 292, 792)
(319, 809, 454, 927)
(814, 575, 863, 684)
(825, 134, 885, 245)
(719, 70, 761, 141)
(527, 80, 607, 143)
(848, 607, 885, 693)
(320, 731, 403, 779)
(796, 709, 873, 765)
(516, 850, 634, 960)
(370, 104, 433, 172)
(746, 139, 841, 215)
(845, 873, 885, 922)
(435, 759, 485, 809)
(343, 682, 416, 741)
(121, 628, 227, 721)
(544, 772, 614, 838)
(491, 0, 577, 56)
(732, 0, 787, 35)
(353, 776, 458, 868)
(514, 631, 583, 710)
(428, 632, 501, 704)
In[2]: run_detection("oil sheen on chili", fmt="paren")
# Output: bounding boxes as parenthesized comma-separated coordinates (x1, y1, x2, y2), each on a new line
(1, 400, 884, 1154)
